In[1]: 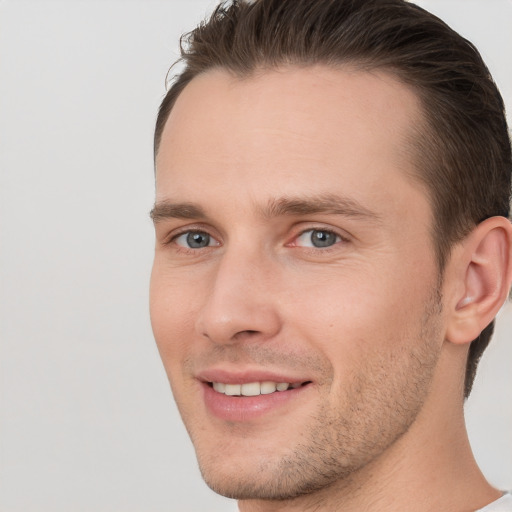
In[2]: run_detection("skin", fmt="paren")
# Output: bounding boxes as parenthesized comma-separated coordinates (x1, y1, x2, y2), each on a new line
(150, 66, 507, 511)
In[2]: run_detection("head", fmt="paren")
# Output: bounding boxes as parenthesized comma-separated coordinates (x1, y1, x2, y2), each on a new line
(154, 0, 511, 398)
(150, 0, 512, 504)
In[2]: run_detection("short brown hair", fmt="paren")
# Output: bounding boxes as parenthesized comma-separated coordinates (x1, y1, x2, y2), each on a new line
(154, 0, 512, 397)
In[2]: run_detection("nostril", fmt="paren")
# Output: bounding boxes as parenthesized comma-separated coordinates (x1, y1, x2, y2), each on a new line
(196, 296, 282, 345)
(232, 329, 260, 341)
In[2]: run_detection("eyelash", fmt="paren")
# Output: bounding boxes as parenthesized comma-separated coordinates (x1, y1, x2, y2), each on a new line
(165, 227, 220, 254)
(288, 228, 346, 250)
(164, 226, 348, 253)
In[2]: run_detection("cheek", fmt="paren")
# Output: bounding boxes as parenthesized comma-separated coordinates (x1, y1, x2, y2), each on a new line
(149, 266, 199, 365)
(282, 269, 399, 332)
(281, 265, 435, 368)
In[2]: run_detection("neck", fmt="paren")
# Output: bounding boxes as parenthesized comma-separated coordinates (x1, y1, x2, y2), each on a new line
(238, 345, 500, 512)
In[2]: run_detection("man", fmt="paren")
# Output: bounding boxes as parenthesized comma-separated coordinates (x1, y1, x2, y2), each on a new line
(149, 0, 512, 510)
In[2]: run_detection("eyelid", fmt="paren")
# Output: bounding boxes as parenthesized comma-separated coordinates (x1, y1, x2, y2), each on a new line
(174, 230, 221, 248)
(163, 223, 221, 246)
(160, 223, 350, 250)
(286, 225, 350, 248)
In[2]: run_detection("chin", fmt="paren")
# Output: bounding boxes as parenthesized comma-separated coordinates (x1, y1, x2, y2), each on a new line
(192, 428, 360, 502)
(198, 460, 333, 501)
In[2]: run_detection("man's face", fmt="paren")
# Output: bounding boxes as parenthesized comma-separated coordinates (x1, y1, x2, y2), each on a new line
(150, 66, 446, 500)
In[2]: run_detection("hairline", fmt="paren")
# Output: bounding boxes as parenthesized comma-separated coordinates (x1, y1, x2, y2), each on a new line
(154, 61, 450, 274)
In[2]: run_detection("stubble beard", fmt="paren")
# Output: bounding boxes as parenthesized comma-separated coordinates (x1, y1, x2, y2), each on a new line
(191, 289, 444, 504)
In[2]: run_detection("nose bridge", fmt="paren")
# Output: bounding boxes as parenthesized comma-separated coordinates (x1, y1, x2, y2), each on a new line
(196, 242, 281, 344)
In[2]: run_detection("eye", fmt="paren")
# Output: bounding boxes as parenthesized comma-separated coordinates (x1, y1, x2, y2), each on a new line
(295, 229, 341, 248)
(174, 230, 219, 249)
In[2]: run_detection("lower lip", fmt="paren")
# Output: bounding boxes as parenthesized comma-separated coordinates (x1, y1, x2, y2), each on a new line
(202, 383, 309, 422)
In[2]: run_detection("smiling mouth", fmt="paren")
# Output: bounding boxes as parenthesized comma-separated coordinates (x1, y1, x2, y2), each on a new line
(208, 381, 312, 397)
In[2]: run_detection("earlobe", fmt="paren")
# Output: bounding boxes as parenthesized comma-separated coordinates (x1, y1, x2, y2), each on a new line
(446, 217, 512, 345)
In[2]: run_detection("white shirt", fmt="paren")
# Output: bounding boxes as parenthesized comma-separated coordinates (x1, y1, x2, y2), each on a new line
(231, 493, 512, 511)
(476, 494, 512, 511)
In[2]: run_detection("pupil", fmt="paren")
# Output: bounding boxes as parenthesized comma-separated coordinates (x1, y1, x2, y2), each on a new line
(311, 230, 336, 248)
(187, 232, 210, 248)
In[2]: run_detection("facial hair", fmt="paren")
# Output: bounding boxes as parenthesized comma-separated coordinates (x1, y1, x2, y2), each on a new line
(185, 287, 444, 504)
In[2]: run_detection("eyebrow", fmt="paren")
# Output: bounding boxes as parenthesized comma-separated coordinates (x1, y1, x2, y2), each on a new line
(150, 194, 381, 224)
(261, 194, 381, 222)
(150, 202, 207, 223)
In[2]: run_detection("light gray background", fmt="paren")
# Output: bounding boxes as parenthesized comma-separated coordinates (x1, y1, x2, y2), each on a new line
(0, 1, 510, 511)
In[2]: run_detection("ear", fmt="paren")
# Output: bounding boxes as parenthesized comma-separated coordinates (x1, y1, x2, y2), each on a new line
(445, 216, 512, 345)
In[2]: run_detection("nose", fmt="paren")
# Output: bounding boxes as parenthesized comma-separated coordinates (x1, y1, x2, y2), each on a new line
(195, 248, 282, 345)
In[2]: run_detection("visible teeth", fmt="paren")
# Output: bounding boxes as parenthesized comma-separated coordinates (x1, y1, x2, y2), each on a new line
(224, 384, 241, 396)
(260, 381, 277, 394)
(241, 382, 261, 396)
(211, 381, 302, 396)
(212, 382, 226, 393)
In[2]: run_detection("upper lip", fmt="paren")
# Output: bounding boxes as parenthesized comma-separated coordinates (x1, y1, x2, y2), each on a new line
(197, 368, 311, 385)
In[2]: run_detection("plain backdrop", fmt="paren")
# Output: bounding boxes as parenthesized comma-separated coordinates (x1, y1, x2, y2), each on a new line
(0, 1, 511, 511)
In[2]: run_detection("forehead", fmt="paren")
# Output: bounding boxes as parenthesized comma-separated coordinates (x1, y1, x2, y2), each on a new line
(155, 65, 426, 217)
